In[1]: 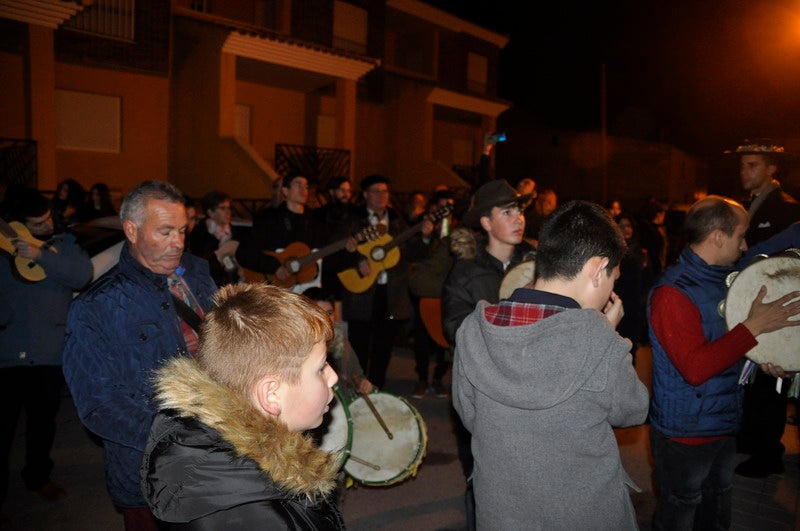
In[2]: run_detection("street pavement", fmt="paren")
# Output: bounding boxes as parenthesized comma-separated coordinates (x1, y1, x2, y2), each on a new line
(4, 345, 798, 530)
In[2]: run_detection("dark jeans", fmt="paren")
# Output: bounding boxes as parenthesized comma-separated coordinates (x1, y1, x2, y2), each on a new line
(348, 285, 399, 389)
(0, 365, 64, 507)
(650, 427, 736, 531)
(737, 371, 787, 461)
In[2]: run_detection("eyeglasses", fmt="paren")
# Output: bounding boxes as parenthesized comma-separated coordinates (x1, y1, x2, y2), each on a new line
(367, 188, 389, 195)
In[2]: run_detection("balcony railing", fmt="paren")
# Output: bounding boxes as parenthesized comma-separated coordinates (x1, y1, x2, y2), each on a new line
(274, 144, 350, 190)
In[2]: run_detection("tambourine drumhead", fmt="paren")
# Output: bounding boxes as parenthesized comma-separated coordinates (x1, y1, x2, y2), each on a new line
(499, 259, 536, 300)
(310, 387, 351, 469)
(343, 391, 427, 486)
(724, 254, 800, 371)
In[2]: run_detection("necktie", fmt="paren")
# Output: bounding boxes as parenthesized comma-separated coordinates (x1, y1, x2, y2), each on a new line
(168, 274, 203, 355)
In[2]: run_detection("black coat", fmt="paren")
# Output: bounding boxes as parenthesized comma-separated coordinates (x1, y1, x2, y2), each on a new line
(746, 185, 800, 246)
(142, 358, 344, 531)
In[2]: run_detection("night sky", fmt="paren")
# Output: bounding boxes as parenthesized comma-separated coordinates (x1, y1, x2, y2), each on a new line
(425, 0, 800, 159)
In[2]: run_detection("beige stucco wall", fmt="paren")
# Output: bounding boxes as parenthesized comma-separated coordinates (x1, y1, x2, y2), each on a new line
(0, 51, 27, 140)
(354, 100, 391, 186)
(237, 80, 306, 167)
(55, 63, 169, 196)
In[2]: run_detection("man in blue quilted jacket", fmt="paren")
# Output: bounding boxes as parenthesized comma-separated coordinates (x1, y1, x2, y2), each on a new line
(63, 180, 217, 531)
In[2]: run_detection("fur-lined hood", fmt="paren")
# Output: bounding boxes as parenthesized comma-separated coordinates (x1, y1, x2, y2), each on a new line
(150, 357, 340, 499)
(449, 226, 480, 260)
(448, 226, 536, 263)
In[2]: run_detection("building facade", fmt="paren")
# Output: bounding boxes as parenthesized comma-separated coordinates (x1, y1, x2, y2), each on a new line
(0, 0, 510, 202)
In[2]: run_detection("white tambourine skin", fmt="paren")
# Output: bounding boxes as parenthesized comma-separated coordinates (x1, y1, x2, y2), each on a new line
(724, 254, 800, 371)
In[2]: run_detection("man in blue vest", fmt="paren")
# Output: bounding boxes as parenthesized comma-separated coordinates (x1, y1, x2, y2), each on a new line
(648, 195, 800, 530)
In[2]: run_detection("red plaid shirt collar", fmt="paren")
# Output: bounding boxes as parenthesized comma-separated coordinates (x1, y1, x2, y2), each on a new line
(484, 300, 566, 326)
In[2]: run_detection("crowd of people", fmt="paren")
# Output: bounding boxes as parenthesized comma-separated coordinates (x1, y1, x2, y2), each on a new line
(1, 137, 799, 530)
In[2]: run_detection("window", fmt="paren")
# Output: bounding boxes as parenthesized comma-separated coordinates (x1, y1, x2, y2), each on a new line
(467, 52, 488, 94)
(62, 0, 135, 42)
(333, 1, 367, 54)
(190, 0, 209, 12)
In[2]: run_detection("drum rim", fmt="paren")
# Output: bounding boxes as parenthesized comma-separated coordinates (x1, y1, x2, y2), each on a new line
(315, 385, 354, 463)
(342, 391, 428, 486)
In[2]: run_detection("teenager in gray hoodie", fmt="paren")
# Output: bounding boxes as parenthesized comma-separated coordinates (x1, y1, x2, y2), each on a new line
(452, 200, 649, 530)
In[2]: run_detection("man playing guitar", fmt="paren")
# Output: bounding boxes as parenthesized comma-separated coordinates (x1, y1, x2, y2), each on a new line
(340, 174, 433, 389)
(236, 172, 323, 289)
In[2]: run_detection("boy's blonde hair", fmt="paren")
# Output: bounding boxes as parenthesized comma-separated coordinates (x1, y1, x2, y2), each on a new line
(195, 283, 333, 396)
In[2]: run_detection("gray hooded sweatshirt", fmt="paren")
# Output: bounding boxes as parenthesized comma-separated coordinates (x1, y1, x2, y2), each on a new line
(453, 299, 649, 530)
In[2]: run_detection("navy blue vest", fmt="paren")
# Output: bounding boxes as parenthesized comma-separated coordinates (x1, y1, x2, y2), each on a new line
(647, 247, 743, 437)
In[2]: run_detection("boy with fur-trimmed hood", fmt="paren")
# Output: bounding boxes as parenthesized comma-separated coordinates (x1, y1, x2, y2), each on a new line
(141, 283, 344, 530)
(452, 200, 649, 530)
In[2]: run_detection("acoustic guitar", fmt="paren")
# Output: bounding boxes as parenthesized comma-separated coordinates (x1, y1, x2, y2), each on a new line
(338, 204, 453, 294)
(0, 218, 54, 282)
(243, 225, 387, 289)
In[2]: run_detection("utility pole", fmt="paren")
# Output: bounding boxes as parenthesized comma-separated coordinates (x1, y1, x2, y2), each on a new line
(601, 63, 608, 204)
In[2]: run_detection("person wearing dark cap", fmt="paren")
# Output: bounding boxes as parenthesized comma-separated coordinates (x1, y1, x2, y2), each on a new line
(440, 178, 534, 531)
(0, 188, 93, 518)
(734, 140, 800, 478)
(339, 174, 433, 389)
(442, 179, 535, 344)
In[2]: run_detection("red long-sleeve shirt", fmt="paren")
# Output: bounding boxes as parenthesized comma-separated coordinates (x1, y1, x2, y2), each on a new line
(650, 285, 758, 444)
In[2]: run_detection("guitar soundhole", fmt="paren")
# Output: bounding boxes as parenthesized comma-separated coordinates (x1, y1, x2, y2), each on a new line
(371, 247, 385, 261)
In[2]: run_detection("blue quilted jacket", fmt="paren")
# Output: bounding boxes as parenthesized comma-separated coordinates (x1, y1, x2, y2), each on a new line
(62, 244, 217, 507)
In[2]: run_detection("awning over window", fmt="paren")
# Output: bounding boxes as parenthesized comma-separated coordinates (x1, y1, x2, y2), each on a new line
(0, 0, 84, 28)
(223, 31, 379, 81)
(427, 87, 510, 118)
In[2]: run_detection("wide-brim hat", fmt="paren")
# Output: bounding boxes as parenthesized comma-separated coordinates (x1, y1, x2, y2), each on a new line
(724, 138, 785, 155)
(461, 179, 532, 228)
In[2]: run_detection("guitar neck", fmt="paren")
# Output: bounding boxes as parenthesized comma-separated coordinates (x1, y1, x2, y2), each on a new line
(296, 238, 349, 267)
(382, 222, 423, 252)
(379, 206, 451, 252)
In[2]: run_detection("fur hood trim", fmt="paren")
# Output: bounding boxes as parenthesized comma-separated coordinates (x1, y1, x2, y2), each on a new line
(449, 226, 479, 260)
(153, 357, 339, 499)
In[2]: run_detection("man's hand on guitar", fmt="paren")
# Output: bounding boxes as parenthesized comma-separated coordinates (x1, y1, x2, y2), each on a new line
(345, 236, 358, 253)
(13, 238, 42, 261)
(274, 265, 291, 282)
(421, 219, 434, 238)
(358, 258, 371, 277)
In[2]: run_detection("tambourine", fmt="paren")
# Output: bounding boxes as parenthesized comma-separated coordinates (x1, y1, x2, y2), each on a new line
(721, 249, 800, 371)
(499, 259, 536, 300)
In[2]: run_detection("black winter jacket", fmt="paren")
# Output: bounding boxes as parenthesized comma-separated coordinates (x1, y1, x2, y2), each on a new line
(141, 358, 345, 530)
